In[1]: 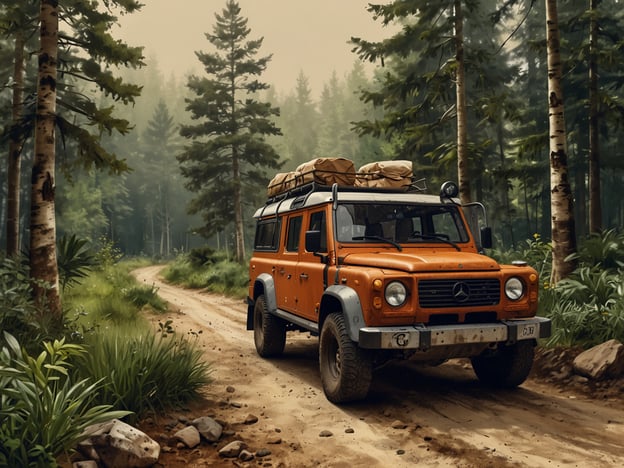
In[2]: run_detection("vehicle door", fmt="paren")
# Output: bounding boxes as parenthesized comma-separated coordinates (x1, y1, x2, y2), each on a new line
(295, 209, 328, 321)
(274, 214, 302, 313)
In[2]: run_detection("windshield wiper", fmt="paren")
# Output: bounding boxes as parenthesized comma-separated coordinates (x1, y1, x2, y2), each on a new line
(352, 235, 403, 251)
(408, 233, 461, 251)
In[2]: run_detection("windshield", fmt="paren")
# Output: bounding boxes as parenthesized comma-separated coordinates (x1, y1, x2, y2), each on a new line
(335, 203, 469, 245)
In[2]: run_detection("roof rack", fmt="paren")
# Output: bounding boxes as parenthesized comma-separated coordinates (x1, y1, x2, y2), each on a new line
(265, 178, 428, 205)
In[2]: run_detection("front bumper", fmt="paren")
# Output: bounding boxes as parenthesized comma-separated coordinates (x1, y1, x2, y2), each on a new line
(358, 316, 551, 350)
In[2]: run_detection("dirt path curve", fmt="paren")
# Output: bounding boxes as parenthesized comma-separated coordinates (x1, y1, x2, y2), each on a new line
(134, 265, 624, 467)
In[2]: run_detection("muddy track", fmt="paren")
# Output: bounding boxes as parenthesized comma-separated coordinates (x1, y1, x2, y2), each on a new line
(134, 265, 624, 467)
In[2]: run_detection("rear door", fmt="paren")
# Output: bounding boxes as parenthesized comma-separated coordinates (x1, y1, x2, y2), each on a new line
(274, 214, 302, 313)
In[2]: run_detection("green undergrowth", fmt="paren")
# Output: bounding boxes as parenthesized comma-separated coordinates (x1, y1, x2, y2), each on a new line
(64, 257, 168, 330)
(162, 247, 247, 299)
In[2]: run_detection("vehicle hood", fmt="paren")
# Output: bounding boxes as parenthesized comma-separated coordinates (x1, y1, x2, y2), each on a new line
(340, 250, 500, 273)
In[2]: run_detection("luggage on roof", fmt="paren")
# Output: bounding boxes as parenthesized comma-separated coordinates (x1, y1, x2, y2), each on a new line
(355, 160, 413, 190)
(266, 158, 415, 197)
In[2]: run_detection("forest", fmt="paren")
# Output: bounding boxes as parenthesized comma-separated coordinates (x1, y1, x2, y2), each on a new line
(1, 0, 622, 265)
(1, 1, 624, 464)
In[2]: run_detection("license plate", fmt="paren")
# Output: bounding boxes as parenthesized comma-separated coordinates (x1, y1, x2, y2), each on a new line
(519, 323, 538, 339)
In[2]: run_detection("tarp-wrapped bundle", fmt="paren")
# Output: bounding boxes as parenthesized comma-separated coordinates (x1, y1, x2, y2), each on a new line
(267, 171, 298, 197)
(295, 157, 356, 187)
(355, 160, 413, 189)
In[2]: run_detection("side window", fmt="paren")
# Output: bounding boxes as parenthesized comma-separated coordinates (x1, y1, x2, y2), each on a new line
(286, 216, 303, 252)
(309, 211, 327, 252)
(254, 218, 280, 251)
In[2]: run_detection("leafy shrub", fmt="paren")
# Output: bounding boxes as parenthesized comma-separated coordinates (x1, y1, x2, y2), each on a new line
(0, 257, 43, 350)
(93, 236, 123, 270)
(541, 230, 624, 346)
(57, 234, 95, 291)
(187, 246, 216, 267)
(0, 333, 130, 467)
(75, 329, 212, 417)
(543, 266, 624, 346)
(567, 228, 624, 270)
(490, 233, 552, 286)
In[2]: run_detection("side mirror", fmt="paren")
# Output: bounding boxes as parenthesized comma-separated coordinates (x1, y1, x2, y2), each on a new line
(305, 230, 321, 253)
(480, 227, 493, 249)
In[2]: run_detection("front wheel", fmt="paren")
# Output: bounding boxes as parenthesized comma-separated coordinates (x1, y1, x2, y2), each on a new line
(471, 340, 535, 388)
(319, 313, 372, 403)
(253, 295, 286, 357)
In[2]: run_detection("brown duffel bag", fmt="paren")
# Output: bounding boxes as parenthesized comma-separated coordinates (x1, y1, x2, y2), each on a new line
(295, 157, 356, 186)
(355, 160, 413, 189)
(267, 171, 298, 197)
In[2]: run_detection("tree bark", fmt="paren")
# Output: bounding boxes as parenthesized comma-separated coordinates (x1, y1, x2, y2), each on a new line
(588, 0, 602, 232)
(454, 0, 471, 203)
(7, 30, 26, 257)
(30, 0, 61, 317)
(545, 0, 577, 285)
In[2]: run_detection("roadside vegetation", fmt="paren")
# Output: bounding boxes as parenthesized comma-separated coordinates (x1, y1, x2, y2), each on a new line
(162, 247, 248, 299)
(491, 229, 624, 347)
(0, 238, 212, 466)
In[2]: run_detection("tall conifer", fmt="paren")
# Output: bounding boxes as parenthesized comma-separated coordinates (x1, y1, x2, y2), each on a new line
(178, 0, 281, 263)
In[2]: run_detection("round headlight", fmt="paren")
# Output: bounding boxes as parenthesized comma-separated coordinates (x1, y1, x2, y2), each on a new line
(385, 281, 407, 307)
(505, 277, 524, 300)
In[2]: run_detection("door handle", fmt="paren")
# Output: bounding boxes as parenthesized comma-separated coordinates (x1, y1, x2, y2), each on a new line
(299, 273, 308, 280)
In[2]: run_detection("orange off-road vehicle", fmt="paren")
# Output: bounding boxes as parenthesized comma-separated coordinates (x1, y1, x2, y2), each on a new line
(247, 159, 551, 403)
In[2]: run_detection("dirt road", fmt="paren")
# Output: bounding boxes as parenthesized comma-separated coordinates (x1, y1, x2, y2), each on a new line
(134, 265, 624, 467)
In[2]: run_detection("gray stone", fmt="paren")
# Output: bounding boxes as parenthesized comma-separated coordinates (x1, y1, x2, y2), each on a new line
(256, 448, 271, 457)
(219, 440, 247, 458)
(573, 339, 624, 380)
(81, 419, 160, 468)
(244, 414, 259, 425)
(173, 425, 201, 448)
(319, 430, 333, 437)
(192, 416, 223, 442)
(238, 449, 255, 461)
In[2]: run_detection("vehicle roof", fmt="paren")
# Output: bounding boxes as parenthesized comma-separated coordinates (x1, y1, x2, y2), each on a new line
(254, 185, 454, 219)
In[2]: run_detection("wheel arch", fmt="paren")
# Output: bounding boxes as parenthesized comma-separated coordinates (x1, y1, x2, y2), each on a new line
(319, 285, 365, 342)
(248, 273, 277, 330)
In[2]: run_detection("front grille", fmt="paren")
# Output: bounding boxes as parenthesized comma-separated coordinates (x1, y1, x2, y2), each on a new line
(418, 279, 500, 308)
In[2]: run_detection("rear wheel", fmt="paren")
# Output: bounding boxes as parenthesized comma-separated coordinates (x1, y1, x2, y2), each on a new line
(471, 340, 535, 388)
(253, 295, 286, 357)
(319, 313, 372, 403)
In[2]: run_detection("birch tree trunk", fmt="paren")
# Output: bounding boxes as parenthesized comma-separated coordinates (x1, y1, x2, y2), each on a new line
(30, 0, 61, 316)
(455, 0, 471, 204)
(545, 0, 577, 285)
(6, 30, 26, 257)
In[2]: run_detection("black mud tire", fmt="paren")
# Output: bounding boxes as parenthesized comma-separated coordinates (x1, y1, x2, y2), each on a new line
(471, 340, 535, 388)
(319, 313, 372, 403)
(253, 295, 286, 358)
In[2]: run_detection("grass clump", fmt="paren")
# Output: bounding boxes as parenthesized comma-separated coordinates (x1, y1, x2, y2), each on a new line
(163, 248, 247, 298)
(75, 328, 212, 417)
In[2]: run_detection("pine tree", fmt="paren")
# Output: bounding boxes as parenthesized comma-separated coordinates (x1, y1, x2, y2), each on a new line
(178, 0, 281, 263)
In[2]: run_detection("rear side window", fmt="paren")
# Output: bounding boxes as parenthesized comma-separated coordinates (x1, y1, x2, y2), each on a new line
(286, 216, 303, 252)
(254, 218, 280, 251)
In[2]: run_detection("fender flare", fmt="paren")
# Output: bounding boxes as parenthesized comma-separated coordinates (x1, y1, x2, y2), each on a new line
(248, 273, 277, 329)
(320, 285, 365, 342)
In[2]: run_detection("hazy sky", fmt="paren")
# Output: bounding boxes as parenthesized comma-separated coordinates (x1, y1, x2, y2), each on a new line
(115, 0, 391, 97)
